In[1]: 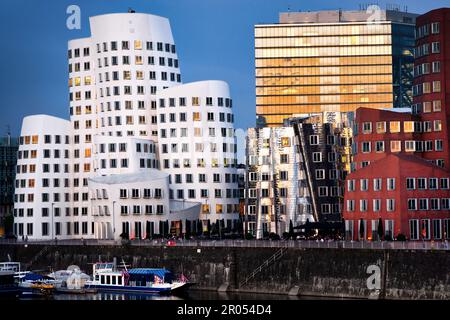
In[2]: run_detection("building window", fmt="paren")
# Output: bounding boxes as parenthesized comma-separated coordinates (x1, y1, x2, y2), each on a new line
(390, 140, 401, 152)
(431, 22, 440, 34)
(42, 223, 49, 236)
(419, 198, 428, 210)
(440, 178, 449, 190)
(373, 199, 381, 212)
(417, 178, 427, 190)
(406, 178, 415, 190)
(432, 61, 440, 73)
(362, 122, 372, 134)
(375, 141, 384, 152)
(347, 180, 355, 192)
(408, 198, 417, 210)
(404, 121, 414, 133)
(347, 200, 355, 212)
(373, 178, 382, 191)
(309, 135, 319, 145)
(360, 199, 368, 212)
(405, 141, 415, 152)
(360, 179, 368, 191)
(430, 198, 440, 210)
(315, 170, 325, 180)
(387, 178, 395, 191)
(409, 220, 419, 240)
(312, 152, 322, 162)
(429, 178, 438, 190)
(376, 122, 386, 134)
(361, 142, 371, 153)
(386, 199, 395, 212)
(431, 42, 440, 53)
(389, 121, 400, 133)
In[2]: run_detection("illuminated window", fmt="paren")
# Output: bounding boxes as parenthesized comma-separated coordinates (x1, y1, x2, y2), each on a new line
(85, 148, 91, 158)
(193, 112, 201, 121)
(192, 97, 199, 106)
(75, 77, 81, 86)
(194, 128, 202, 137)
(68, 78, 73, 87)
(423, 102, 432, 113)
(32, 135, 39, 144)
(134, 40, 142, 50)
(202, 204, 210, 213)
(390, 141, 401, 152)
(281, 137, 290, 147)
(28, 179, 35, 188)
(212, 159, 218, 167)
(84, 163, 91, 172)
(433, 100, 441, 112)
(85, 106, 92, 114)
(433, 81, 441, 92)
(126, 116, 133, 125)
(376, 122, 386, 133)
(29, 164, 36, 173)
(136, 71, 143, 80)
(135, 56, 143, 65)
(434, 120, 442, 132)
(216, 204, 223, 214)
(25, 136, 31, 144)
(123, 71, 131, 80)
(404, 121, 414, 133)
(389, 121, 400, 133)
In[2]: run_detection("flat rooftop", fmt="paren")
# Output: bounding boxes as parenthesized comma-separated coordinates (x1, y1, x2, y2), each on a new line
(278, 9, 417, 25)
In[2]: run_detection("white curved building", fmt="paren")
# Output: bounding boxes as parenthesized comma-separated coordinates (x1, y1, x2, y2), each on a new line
(14, 115, 72, 239)
(89, 171, 200, 240)
(13, 11, 239, 240)
(157, 81, 240, 229)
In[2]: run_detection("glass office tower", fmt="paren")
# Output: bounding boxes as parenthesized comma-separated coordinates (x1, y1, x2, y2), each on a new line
(255, 9, 417, 127)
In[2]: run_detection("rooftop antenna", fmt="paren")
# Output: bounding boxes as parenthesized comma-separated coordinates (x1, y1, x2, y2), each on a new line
(6, 125, 11, 146)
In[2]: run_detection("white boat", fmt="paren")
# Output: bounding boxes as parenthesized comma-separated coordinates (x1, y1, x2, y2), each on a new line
(48, 265, 92, 293)
(84, 261, 191, 294)
(0, 262, 29, 280)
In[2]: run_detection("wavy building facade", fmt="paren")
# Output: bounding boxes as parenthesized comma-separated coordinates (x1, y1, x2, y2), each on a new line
(13, 12, 238, 240)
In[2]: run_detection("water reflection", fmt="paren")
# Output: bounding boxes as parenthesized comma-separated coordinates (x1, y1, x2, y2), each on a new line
(18, 290, 337, 301)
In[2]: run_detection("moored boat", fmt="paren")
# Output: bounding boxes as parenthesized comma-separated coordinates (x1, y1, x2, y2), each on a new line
(48, 265, 92, 294)
(0, 271, 21, 298)
(85, 261, 191, 294)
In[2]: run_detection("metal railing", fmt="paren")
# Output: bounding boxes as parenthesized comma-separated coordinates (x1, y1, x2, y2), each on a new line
(1, 238, 449, 250)
(240, 247, 287, 288)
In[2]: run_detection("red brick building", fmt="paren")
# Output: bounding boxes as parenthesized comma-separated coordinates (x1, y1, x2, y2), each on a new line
(352, 108, 421, 170)
(344, 154, 450, 241)
(343, 8, 450, 241)
(412, 8, 450, 170)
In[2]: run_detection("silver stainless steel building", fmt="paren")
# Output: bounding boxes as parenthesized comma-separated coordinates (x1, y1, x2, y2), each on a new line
(246, 115, 347, 239)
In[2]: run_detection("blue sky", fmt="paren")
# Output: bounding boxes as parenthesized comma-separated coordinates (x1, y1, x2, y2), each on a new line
(0, 0, 448, 135)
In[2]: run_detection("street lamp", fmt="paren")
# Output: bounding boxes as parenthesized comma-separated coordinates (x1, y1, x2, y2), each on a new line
(112, 200, 116, 240)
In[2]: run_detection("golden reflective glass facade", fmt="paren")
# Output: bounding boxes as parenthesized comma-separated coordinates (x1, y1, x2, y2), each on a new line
(255, 23, 395, 126)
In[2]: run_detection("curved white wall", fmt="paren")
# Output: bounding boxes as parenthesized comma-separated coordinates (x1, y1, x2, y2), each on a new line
(14, 115, 72, 239)
(14, 13, 237, 240)
(157, 81, 240, 228)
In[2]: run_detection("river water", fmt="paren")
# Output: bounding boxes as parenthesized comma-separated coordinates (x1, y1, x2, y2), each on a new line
(19, 290, 333, 301)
